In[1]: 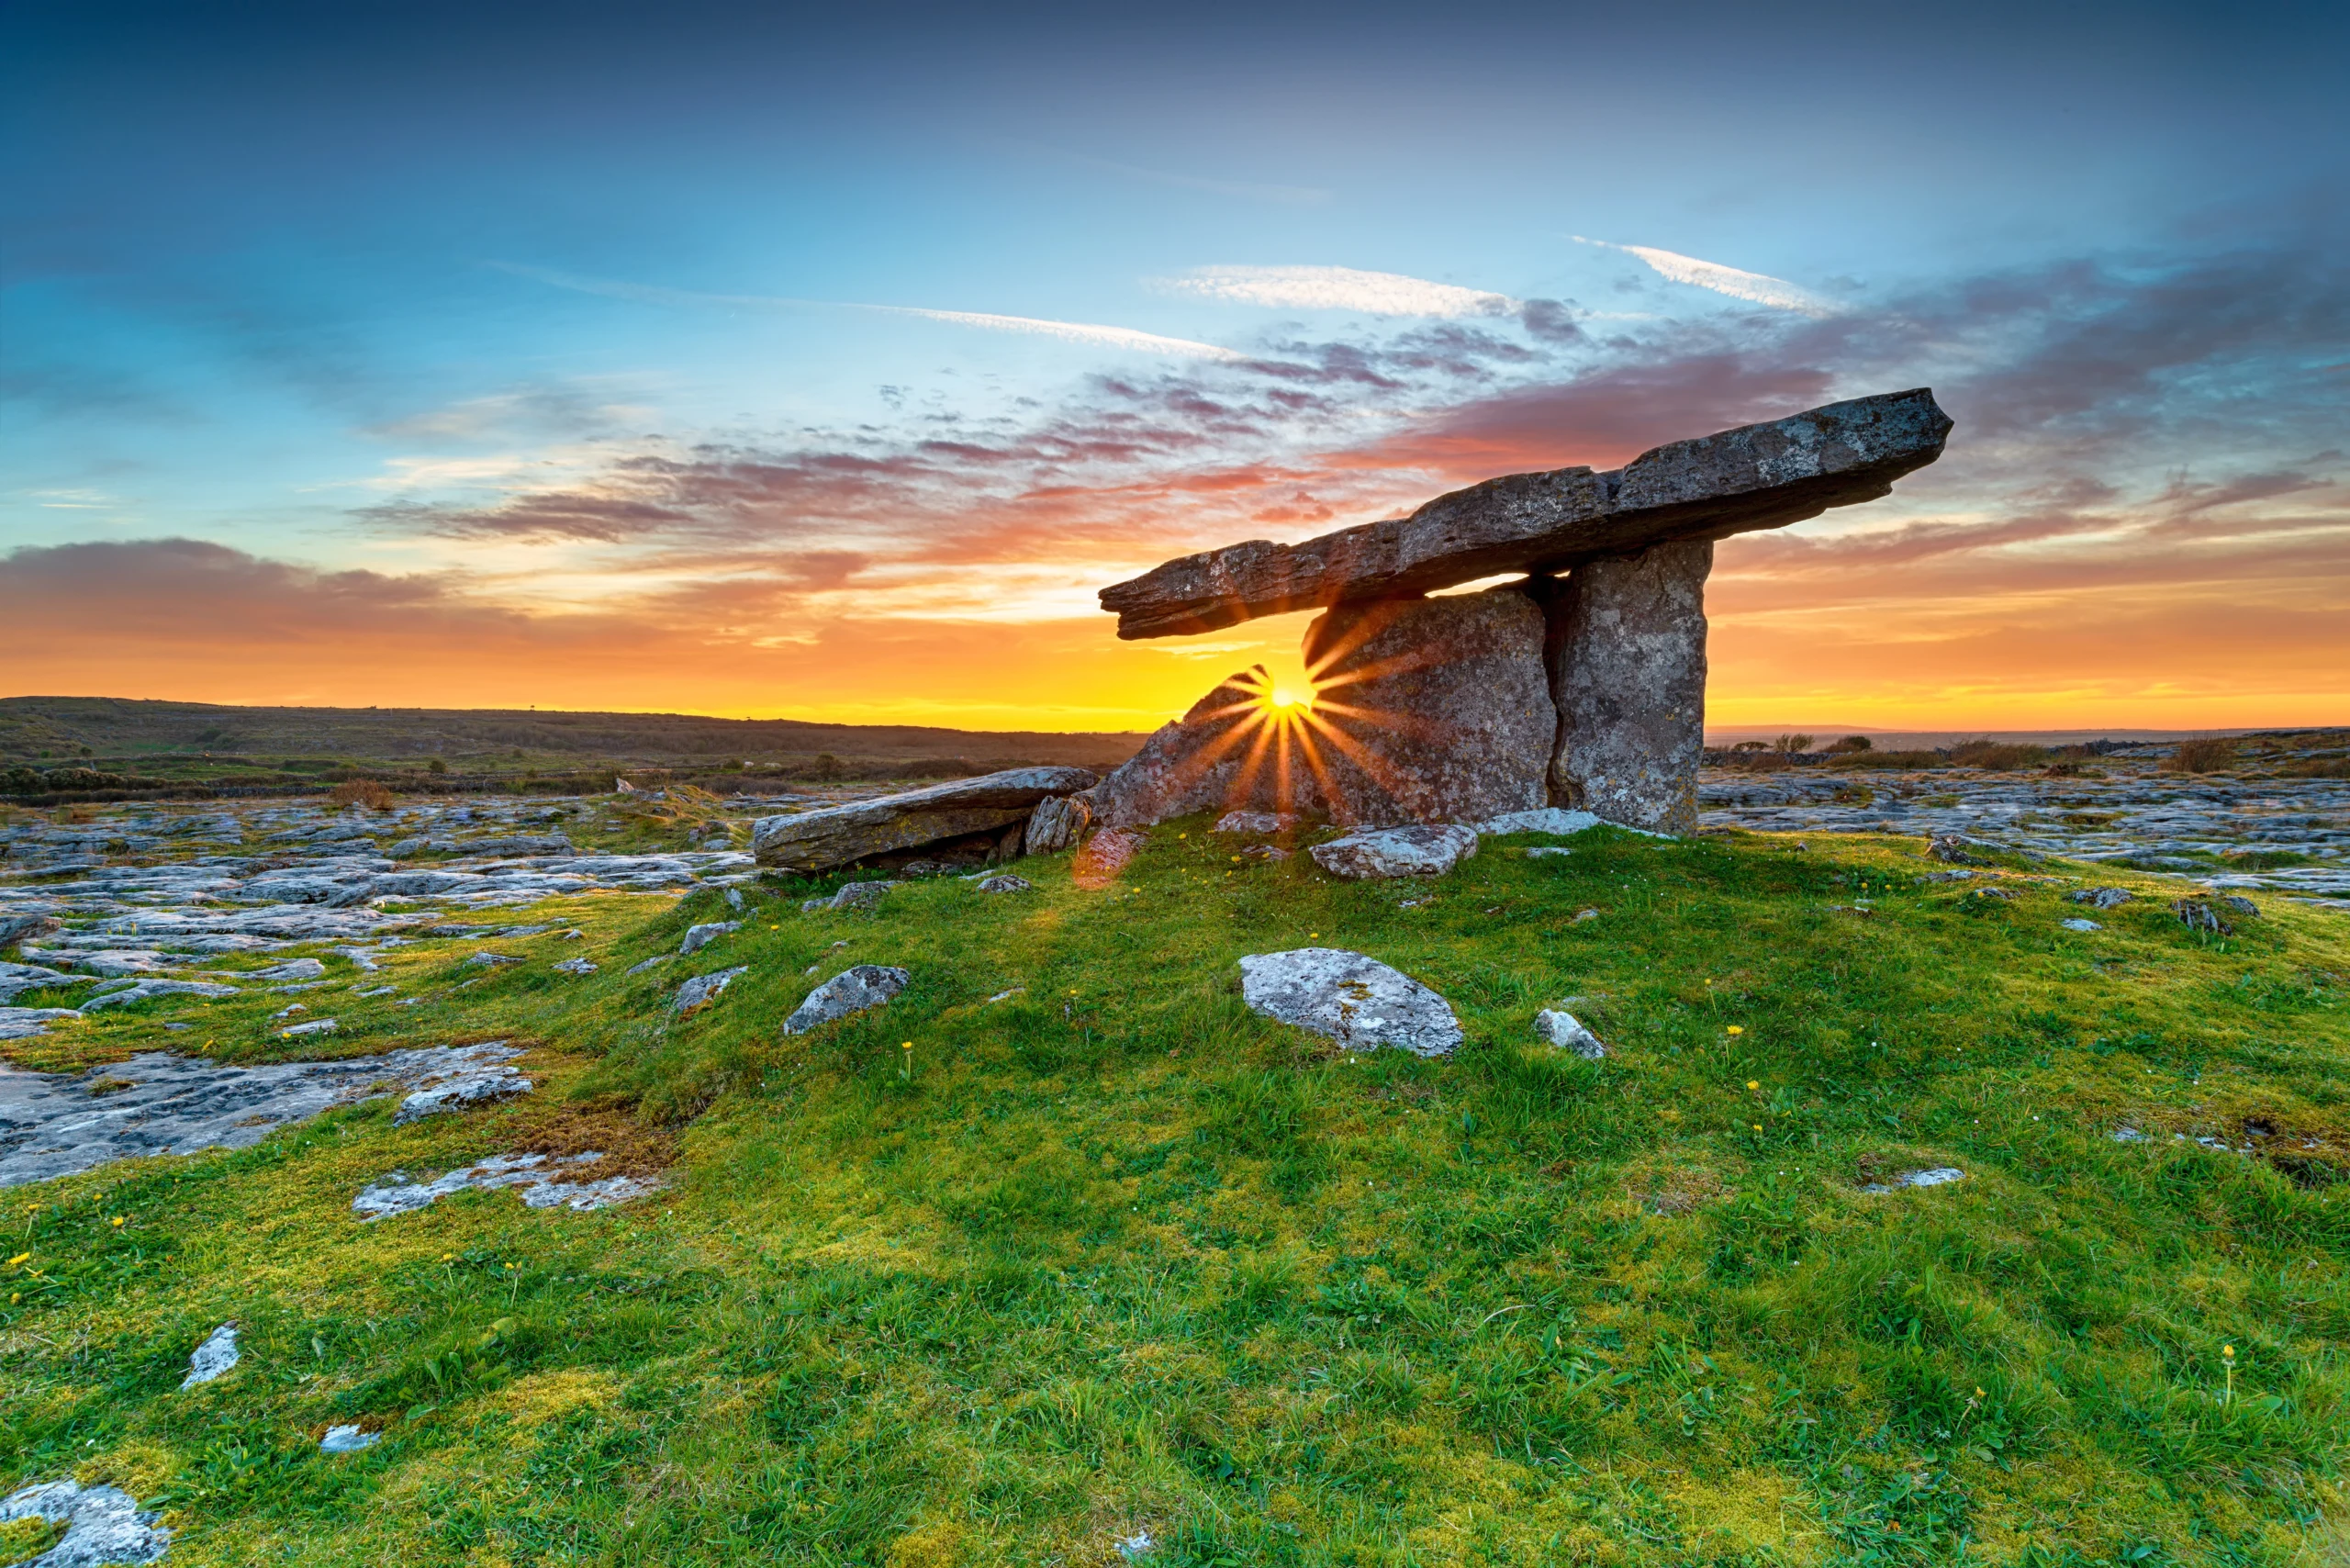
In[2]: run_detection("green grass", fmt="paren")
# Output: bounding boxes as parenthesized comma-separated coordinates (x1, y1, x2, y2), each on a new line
(6, 823, 2348, 1565)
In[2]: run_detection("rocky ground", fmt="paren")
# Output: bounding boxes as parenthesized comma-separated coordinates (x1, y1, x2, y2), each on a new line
(1698, 732, 2350, 908)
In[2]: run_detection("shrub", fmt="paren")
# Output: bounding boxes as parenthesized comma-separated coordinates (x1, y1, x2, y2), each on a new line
(1826, 734, 1873, 753)
(2163, 736, 2239, 773)
(1949, 739, 2049, 770)
(427, 758, 448, 776)
(1773, 733, 1816, 756)
(328, 778, 397, 811)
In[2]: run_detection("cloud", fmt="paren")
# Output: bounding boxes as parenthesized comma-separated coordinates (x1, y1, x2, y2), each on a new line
(491, 263, 1244, 361)
(1575, 237, 1840, 317)
(1153, 265, 1520, 319)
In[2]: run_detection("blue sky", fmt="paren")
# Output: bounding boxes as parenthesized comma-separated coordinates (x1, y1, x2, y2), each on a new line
(4, 0, 2345, 728)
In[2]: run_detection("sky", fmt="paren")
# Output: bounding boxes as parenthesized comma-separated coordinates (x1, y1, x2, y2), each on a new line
(4, 0, 2345, 734)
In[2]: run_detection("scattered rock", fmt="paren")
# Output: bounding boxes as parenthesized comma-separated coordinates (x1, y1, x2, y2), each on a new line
(679, 921, 741, 955)
(0, 913, 62, 950)
(1310, 825, 1478, 880)
(1024, 793, 1093, 855)
(977, 874, 1032, 893)
(78, 980, 241, 1012)
(466, 951, 522, 967)
(2219, 893, 2260, 917)
(2060, 917, 2102, 932)
(352, 1152, 656, 1218)
(673, 967, 749, 1014)
(1072, 828, 1147, 890)
(553, 957, 597, 976)
(1237, 948, 1463, 1057)
(1535, 1008, 1606, 1059)
(1526, 846, 1572, 859)
(0, 1479, 170, 1566)
(0, 1007, 83, 1042)
(1928, 834, 1992, 865)
(804, 880, 896, 913)
(0, 961, 76, 1005)
(280, 1017, 338, 1038)
(392, 1052, 531, 1124)
(319, 1425, 380, 1454)
(2172, 897, 2232, 935)
(1572, 908, 1600, 922)
(1862, 1167, 1967, 1193)
(625, 955, 675, 975)
(1237, 844, 1291, 862)
(2070, 887, 2134, 908)
(1214, 811, 1298, 834)
(247, 958, 327, 981)
(1114, 1529, 1157, 1562)
(751, 767, 1097, 873)
(781, 965, 909, 1036)
(181, 1323, 240, 1388)
(1474, 807, 1602, 836)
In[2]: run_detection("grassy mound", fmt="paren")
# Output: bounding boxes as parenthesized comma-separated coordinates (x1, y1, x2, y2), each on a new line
(6, 823, 2347, 1564)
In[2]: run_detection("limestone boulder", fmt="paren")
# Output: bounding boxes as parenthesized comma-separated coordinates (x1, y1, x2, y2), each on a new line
(752, 767, 1098, 874)
(782, 964, 909, 1035)
(1082, 669, 1306, 828)
(1547, 539, 1710, 834)
(1310, 824, 1479, 880)
(1237, 948, 1462, 1057)
(1024, 793, 1092, 854)
(1297, 586, 1554, 826)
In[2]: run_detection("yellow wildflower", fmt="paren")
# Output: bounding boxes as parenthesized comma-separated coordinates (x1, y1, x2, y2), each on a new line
(1727, 1025, 1744, 1036)
(1746, 1080, 1760, 1091)
(6, 1252, 28, 1268)
(110, 1215, 125, 1227)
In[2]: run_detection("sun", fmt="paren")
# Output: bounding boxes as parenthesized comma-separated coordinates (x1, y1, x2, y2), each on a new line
(1264, 686, 1314, 711)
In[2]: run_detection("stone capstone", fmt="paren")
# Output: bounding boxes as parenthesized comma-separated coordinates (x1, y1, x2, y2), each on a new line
(1309, 824, 1479, 880)
(1545, 540, 1710, 834)
(752, 767, 1098, 874)
(781, 964, 910, 1035)
(1237, 948, 1463, 1057)
(1101, 390, 1953, 639)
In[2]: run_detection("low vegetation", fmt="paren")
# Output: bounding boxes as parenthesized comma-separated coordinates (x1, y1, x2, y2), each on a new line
(5, 823, 2346, 1563)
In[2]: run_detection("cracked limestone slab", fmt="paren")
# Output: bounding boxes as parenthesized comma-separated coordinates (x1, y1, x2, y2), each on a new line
(1237, 948, 1462, 1057)
(352, 1152, 659, 1219)
(0, 1479, 170, 1566)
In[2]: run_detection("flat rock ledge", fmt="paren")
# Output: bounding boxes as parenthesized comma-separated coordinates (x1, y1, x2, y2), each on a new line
(354, 1152, 658, 1219)
(782, 964, 910, 1036)
(0, 1479, 170, 1566)
(1237, 948, 1463, 1057)
(1310, 825, 1478, 880)
(752, 767, 1097, 874)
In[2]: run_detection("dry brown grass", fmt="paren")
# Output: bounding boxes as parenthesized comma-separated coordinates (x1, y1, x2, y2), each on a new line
(327, 778, 397, 811)
(2162, 735, 2240, 773)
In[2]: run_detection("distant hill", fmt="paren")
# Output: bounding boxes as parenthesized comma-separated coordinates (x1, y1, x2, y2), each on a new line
(0, 696, 1149, 771)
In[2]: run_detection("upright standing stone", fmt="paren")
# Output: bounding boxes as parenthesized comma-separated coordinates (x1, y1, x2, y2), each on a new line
(1300, 585, 1552, 826)
(1548, 540, 1710, 834)
(1084, 668, 1317, 827)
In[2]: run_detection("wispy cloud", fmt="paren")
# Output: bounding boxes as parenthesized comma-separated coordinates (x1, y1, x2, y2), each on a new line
(1152, 265, 1520, 319)
(490, 263, 1245, 361)
(1574, 238, 1840, 317)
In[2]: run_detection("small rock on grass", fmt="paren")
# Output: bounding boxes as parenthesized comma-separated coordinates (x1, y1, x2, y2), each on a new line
(1213, 811, 1297, 834)
(626, 955, 676, 976)
(1862, 1167, 1966, 1193)
(2172, 898, 2232, 934)
(781, 965, 909, 1036)
(1928, 833, 1995, 865)
(1237, 844, 1291, 863)
(2060, 917, 2101, 932)
(467, 951, 522, 967)
(393, 1060, 531, 1124)
(1237, 948, 1462, 1057)
(0, 1479, 170, 1564)
(280, 1017, 339, 1038)
(1535, 1008, 1606, 1059)
(680, 920, 741, 955)
(2070, 887, 2133, 908)
(804, 881, 895, 913)
(181, 1324, 240, 1388)
(320, 1425, 380, 1453)
(553, 957, 598, 975)
(673, 967, 748, 1014)
(1310, 824, 1477, 880)
(977, 874, 1032, 893)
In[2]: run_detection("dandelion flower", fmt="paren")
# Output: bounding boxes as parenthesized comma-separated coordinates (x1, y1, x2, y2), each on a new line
(1975, 1386, 1986, 1398)
(1746, 1080, 1760, 1091)
(1727, 1025, 1744, 1036)
(1308, 932, 1318, 939)
(110, 1216, 125, 1227)
(2222, 1344, 2235, 1359)
(6, 1252, 28, 1268)
(1751, 1124, 1764, 1132)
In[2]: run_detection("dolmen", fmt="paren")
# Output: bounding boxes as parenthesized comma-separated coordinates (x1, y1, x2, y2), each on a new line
(1084, 389, 1953, 835)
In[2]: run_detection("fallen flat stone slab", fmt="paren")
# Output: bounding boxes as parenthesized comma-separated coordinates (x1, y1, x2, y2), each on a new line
(1310, 824, 1479, 879)
(1237, 948, 1462, 1057)
(182, 1323, 240, 1388)
(0, 1478, 170, 1566)
(752, 767, 1097, 874)
(1101, 389, 1953, 638)
(782, 964, 909, 1035)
